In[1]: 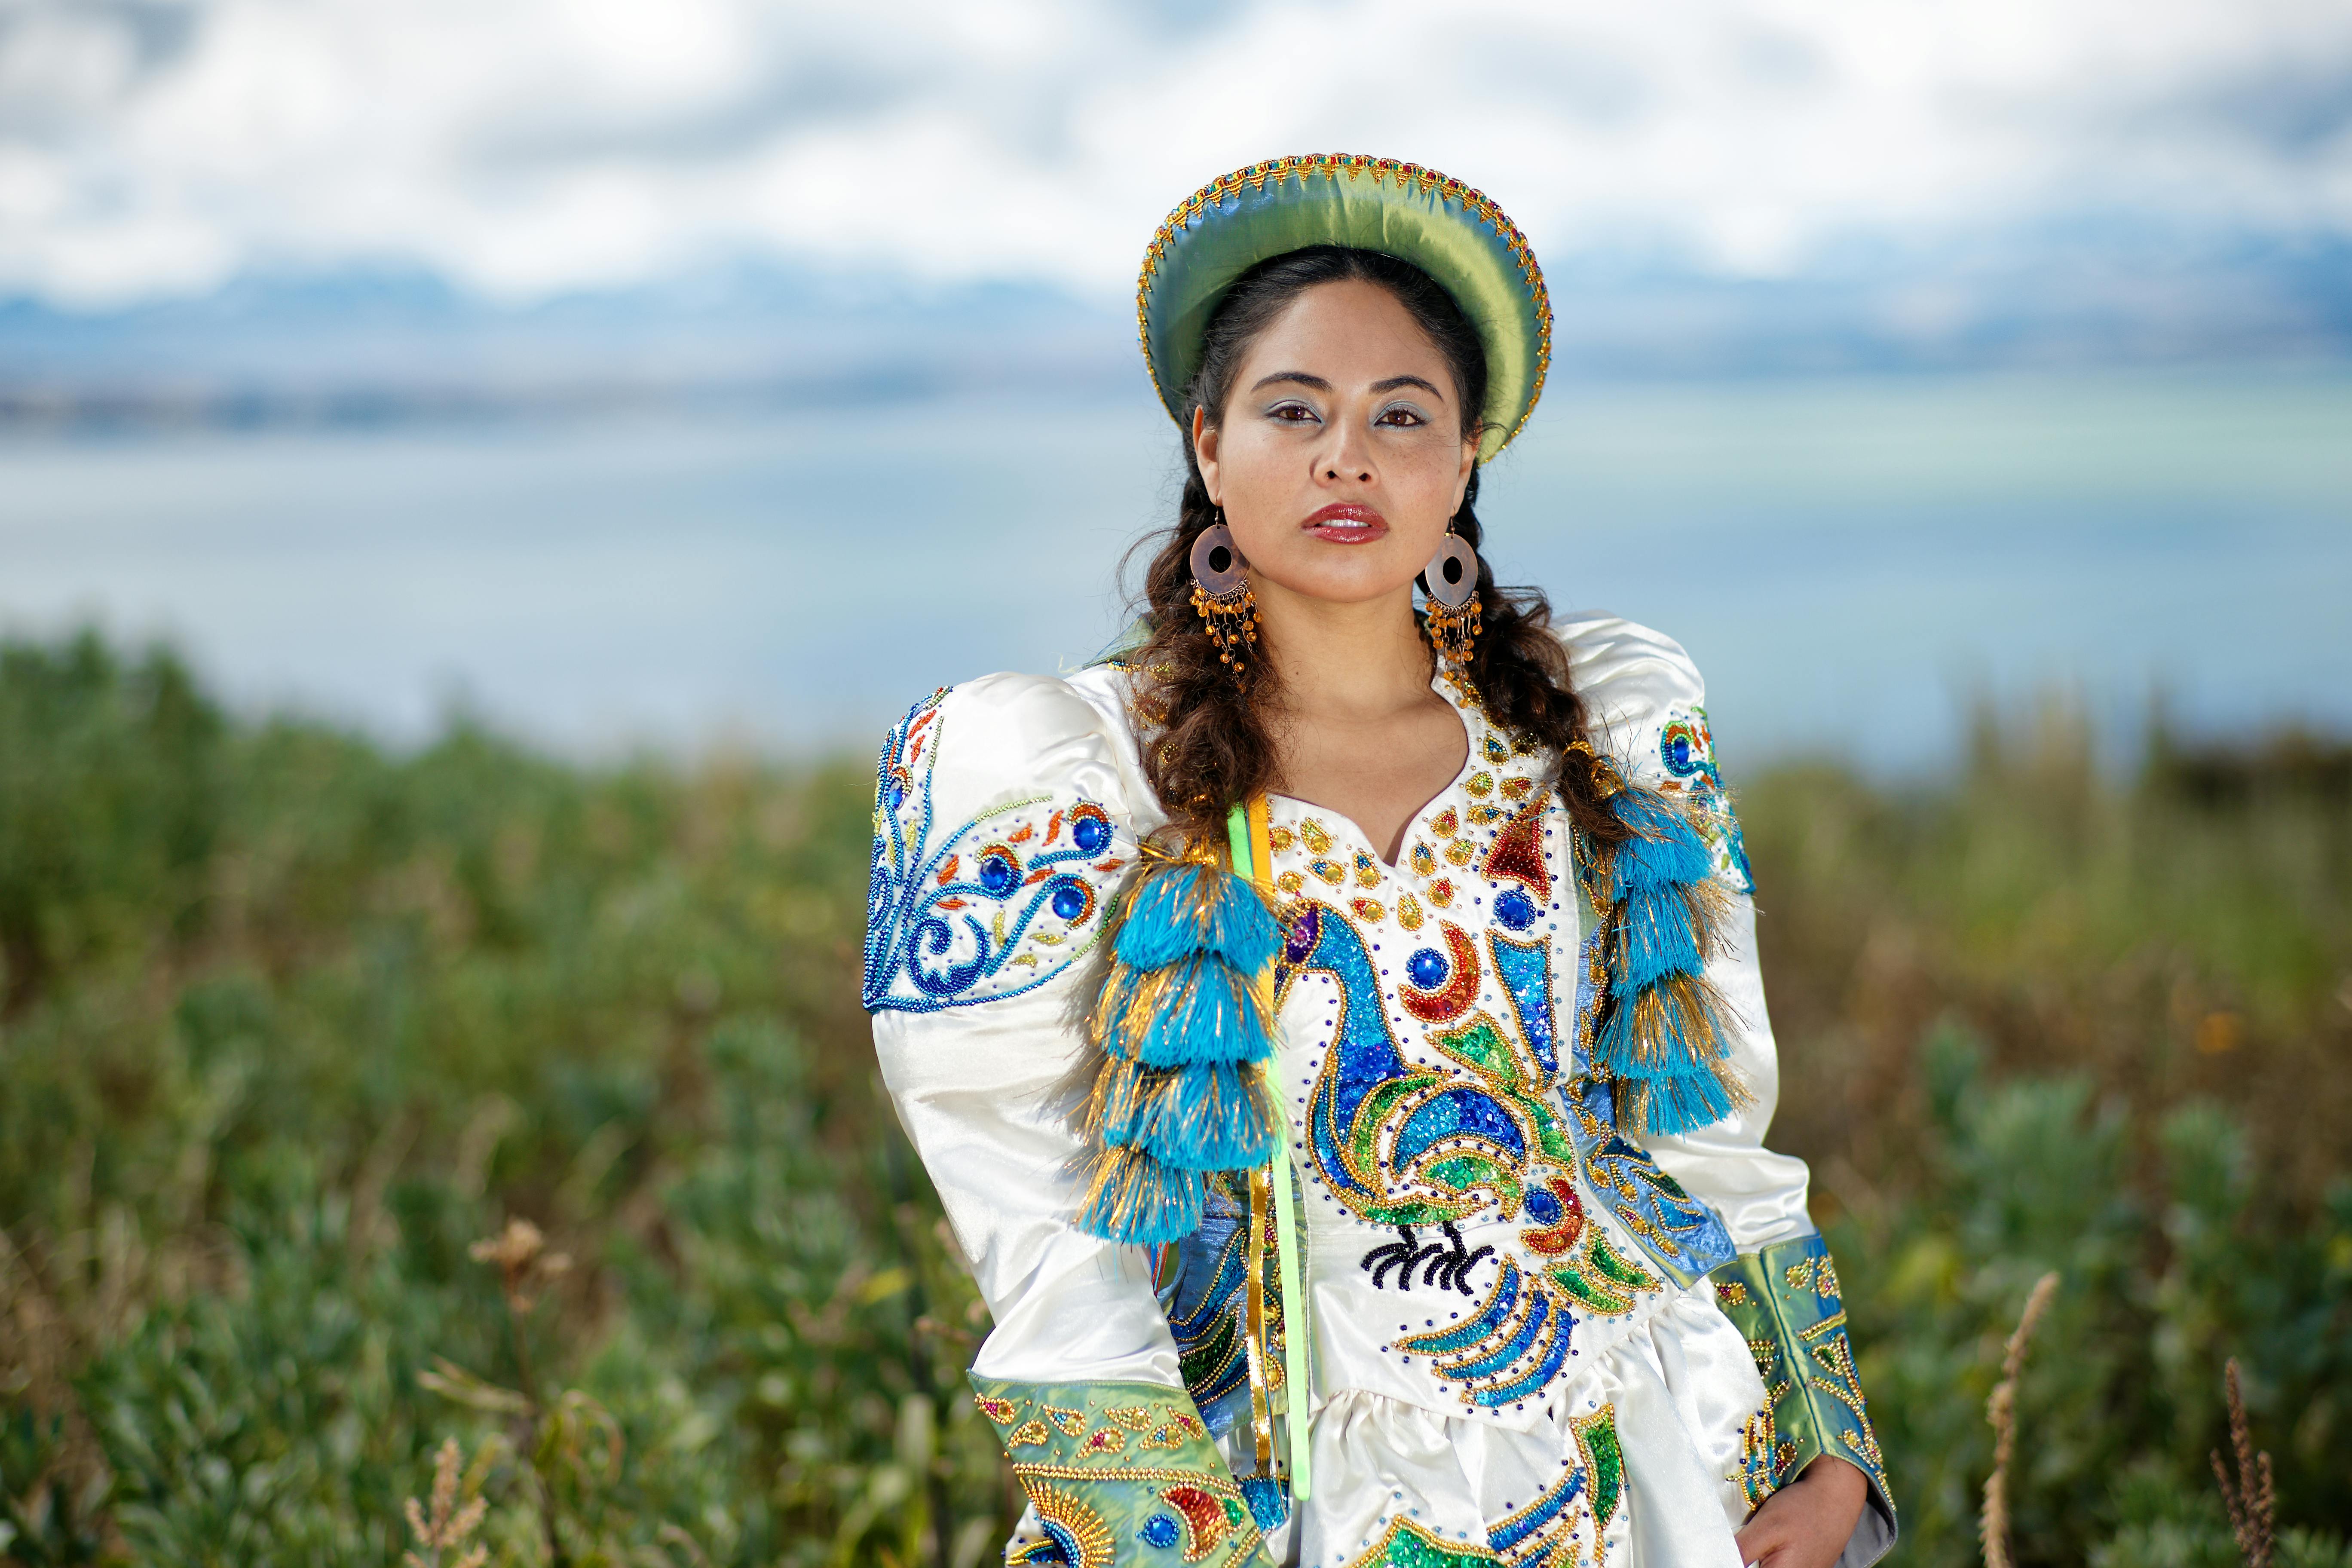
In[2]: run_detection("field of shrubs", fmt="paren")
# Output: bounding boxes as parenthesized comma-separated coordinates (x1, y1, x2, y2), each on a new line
(0, 632, 2345, 1566)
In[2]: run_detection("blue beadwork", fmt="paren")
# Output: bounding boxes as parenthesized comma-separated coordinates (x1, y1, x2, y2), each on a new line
(1488, 1464, 1586, 1555)
(1523, 1182, 1562, 1224)
(1238, 1475, 1291, 1529)
(1139, 1514, 1180, 1549)
(864, 690, 1127, 1013)
(1165, 1192, 1252, 1415)
(1493, 886, 1538, 930)
(1565, 925, 1738, 1287)
(1488, 930, 1559, 1079)
(1406, 946, 1449, 988)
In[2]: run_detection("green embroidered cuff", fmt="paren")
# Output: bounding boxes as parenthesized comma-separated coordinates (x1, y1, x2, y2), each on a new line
(971, 1376, 1272, 1568)
(1710, 1234, 1898, 1567)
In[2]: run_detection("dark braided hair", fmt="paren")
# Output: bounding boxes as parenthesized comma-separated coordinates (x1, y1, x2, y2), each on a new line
(1127, 245, 1629, 853)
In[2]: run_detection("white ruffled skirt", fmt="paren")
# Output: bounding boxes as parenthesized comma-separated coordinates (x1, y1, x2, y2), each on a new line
(1266, 1287, 1765, 1568)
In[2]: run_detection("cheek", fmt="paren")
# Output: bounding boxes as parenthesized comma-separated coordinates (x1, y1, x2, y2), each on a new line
(1213, 424, 1291, 496)
(1390, 438, 1472, 524)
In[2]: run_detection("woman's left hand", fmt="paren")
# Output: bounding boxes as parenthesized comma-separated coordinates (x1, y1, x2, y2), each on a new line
(1731, 1455, 1867, 1568)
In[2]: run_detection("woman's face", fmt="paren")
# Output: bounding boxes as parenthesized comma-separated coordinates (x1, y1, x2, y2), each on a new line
(1195, 278, 1478, 609)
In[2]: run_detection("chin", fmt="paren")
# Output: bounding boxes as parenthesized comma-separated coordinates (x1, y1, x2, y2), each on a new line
(1268, 567, 1422, 606)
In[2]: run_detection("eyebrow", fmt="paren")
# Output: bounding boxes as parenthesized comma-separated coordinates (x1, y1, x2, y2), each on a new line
(1249, 371, 1449, 400)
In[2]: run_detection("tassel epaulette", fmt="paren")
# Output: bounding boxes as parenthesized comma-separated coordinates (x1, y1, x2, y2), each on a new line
(1075, 856, 1283, 1243)
(1581, 760, 1752, 1137)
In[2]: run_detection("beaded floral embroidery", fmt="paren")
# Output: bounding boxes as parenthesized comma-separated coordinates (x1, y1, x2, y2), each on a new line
(864, 689, 1129, 1013)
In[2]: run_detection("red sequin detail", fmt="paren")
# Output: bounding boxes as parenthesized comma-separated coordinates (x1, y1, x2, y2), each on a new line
(1481, 801, 1551, 900)
(1400, 922, 1482, 1024)
(1519, 1176, 1588, 1256)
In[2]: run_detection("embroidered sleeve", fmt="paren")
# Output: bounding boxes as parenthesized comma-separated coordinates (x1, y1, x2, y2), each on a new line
(865, 686, 1130, 1012)
(1560, 614, 1819, 1249)
(1562, 616, 1893, 1566)
(1711, 1234, 1897, 1566)
(868, 676, 1273, 1563)
(974, 1378, 1273, 1568)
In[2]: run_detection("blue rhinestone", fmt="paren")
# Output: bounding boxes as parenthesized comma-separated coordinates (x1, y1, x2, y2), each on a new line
(1494, 888, 1537, 930)
(978, 854, 1019, 895)
(1051, 883, 1087, 921)
(1140, 1514, 1180, 1549)
(1073, 813, 1110, 854)
(1406, 947, 1447, 988)
(1669, 735, 1691, 770)
(1524, 1183, 1562, 1224)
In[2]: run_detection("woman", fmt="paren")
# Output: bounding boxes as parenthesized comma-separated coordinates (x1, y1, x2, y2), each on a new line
(864, 155, 1895, 1568)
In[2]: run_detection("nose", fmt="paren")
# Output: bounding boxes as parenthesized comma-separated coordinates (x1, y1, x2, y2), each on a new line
(1318, 417, 1375, 485)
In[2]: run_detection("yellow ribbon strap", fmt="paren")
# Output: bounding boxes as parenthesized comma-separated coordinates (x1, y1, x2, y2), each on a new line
(1225, 798, 1312, 1501)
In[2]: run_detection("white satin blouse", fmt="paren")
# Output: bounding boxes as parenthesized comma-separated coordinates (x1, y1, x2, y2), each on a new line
(866, 614, 1866, 1568)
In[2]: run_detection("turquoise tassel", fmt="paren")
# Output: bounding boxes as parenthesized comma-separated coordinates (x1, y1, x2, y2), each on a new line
(1089, 1057, 1157, 1145)
(1586, 774, 1748, 1138)
(1630, 1070, 1738, 1134)
(1074, 1146, 1205, 1244)
(1075, 850, 1282, 1244)
(1611, 789, 1716, 889)
(1619, 884, 1703, 992)
(1113, 861, 1283, 971)
(1130, 956, 1271, 1069)
(1594, 974, 1736, 1084)
(1135, 1061, 1277, 1170)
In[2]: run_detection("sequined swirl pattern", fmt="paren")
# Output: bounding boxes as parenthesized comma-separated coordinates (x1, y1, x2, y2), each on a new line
(864, 689, 1130, 1012)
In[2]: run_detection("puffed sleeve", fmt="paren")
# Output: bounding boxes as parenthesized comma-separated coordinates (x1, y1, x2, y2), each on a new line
(864, 676, 1272, 1568)
(1562, 616, 1896, 1568)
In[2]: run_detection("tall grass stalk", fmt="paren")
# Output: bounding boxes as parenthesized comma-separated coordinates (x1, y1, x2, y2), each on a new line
(2214, 1358, 2277, 1568)
(1980, 1271, 2060, 1568)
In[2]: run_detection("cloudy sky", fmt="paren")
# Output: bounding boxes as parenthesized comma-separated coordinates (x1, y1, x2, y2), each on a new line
(3, 0, 2349, 310)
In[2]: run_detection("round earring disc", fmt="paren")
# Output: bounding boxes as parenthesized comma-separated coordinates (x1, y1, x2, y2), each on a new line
(1191, 523, 1249, 597)
(1423, 534, 1479, 609)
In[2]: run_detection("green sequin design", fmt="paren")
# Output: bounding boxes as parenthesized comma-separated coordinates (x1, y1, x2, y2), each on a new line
(971, 1375, 1271, 1568)
(1346, 1519, 1497, 1568)
(1571, 1406, 1624, 1531)
(1709, 1234, 1894, 1522)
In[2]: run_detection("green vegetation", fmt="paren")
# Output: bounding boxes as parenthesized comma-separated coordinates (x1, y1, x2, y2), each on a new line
(0, 632, 2346, 1566)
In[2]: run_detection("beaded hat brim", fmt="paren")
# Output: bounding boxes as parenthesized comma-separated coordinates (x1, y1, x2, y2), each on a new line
(1138, 154, 1552, 462)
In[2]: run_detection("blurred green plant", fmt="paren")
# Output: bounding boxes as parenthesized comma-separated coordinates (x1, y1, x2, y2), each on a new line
(0, 634, 2345, 1566)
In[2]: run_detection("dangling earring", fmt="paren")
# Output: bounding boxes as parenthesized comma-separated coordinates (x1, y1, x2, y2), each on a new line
(1422, 532, 1482, 666)
(1189, 511, 1259, 677)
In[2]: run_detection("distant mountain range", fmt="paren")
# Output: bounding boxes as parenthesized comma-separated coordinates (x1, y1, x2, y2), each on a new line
(4, 226, 2348, 429)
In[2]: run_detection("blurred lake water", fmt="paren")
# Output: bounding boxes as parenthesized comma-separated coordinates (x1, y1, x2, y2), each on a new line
(2, 362, 2346, 770)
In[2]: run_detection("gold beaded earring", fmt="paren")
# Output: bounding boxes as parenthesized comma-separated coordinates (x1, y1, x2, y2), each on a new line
(1422, 531, 1482, 666)
(1189, 511, 1259, 677)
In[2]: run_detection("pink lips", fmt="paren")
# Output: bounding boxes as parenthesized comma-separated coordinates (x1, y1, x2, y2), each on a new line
(1302, 502, 1388, 543)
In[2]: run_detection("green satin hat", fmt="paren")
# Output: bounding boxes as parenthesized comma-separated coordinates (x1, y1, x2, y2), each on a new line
(1137, 153, 1553, 461)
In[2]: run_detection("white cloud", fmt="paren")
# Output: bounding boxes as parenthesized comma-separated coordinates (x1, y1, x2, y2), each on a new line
(0, 0, 2346, 306)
